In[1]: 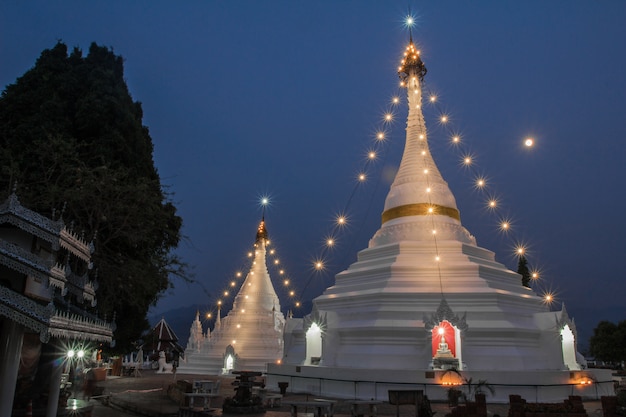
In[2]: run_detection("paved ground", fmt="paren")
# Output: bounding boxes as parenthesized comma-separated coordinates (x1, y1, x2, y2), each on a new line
(69, 370, 605, 417)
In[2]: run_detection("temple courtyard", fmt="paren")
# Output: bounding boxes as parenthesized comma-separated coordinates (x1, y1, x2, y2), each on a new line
(73, 370, 611, 417)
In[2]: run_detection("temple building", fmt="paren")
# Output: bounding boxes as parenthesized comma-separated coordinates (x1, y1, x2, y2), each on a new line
(0, 189, 113, 416)
(178, 218, 285, 374)
(268, 35, 613, 400)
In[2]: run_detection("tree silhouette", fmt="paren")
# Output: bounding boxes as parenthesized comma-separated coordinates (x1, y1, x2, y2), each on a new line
(517, 255, 531, 288)
(0, 42, 189, 351)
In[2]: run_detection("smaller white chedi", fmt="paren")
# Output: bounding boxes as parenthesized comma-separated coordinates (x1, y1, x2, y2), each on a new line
(178, 218, 285, 374)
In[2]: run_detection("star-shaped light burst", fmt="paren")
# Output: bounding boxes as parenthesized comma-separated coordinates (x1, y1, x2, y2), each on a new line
(405, 15, 415, 29)
(313, 260, 325, 271)
(487, 197, 498, 210)
(259, 195, 271, 209)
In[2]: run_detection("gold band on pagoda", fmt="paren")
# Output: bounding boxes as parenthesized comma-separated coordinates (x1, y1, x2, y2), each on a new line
(382, 203, 460, 224)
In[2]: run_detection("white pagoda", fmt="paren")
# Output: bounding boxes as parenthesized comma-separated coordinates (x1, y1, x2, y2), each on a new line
(178, 218, 285, 374)
(268, 35, 613, 401)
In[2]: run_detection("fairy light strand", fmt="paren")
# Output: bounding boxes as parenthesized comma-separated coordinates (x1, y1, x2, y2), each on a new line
(207, 24, 558, 322)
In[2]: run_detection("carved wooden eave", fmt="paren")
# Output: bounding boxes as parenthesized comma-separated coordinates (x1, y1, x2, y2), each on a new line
(0, 193, 64, 250)
(423, 298, 469, 333)
(0, 286, 54, 342)
(60, 228, 92, 262)
(0, 239, 57, 286)
(50, 262, 68, 290)
(0, 192, 93, 261)
(49, 310, 113, 342)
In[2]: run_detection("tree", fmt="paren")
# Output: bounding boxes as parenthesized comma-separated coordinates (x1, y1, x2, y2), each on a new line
(0, 42, 189, 351)
(517, 255, 531, 288)
(589, 320, 626, 366)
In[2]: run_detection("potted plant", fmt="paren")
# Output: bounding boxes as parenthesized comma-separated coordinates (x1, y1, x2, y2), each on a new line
(447, 387, 462, 407)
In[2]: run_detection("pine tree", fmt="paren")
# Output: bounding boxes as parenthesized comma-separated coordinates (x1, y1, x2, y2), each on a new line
(0, 42, 188, 351)
(517, 255, 531, 288)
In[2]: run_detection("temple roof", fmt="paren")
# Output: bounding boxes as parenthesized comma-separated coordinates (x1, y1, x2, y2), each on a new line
(0, 192, 93, 261)
(142, 317, 184, 354)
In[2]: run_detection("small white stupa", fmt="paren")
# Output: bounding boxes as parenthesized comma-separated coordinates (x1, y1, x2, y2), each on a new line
(178, 218, 285, 374)
(269, 33, 613, 400)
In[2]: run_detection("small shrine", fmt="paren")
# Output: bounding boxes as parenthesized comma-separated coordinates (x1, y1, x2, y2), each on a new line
(141, 317, 184, 370)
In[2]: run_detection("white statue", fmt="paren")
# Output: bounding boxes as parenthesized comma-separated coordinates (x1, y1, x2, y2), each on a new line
(436, 335, 454, 358)
(156, 351, 173, 373)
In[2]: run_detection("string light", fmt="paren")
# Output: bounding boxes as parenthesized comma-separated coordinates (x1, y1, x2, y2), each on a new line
(207, 28, 557, 335)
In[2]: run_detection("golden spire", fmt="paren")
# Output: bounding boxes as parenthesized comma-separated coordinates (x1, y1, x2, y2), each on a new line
(398, 40, 427, 82)
(256, 217, 268, 243)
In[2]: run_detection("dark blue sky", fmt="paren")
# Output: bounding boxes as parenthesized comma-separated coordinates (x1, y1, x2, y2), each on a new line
(2, 1, 625, 346)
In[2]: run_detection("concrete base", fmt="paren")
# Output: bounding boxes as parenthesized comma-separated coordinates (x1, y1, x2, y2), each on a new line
(266, 364, 614, 403)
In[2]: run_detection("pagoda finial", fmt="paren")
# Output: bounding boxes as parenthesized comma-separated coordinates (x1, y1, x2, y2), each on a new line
(398, 37, 427, 82)
(256, 217, 268, 243)
(405, 9, 414, 44)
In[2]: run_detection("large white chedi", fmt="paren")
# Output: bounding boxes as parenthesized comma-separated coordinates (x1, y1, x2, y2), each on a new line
(178, 219, 285, 374)
(268, 37, 612, 400)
